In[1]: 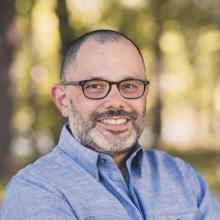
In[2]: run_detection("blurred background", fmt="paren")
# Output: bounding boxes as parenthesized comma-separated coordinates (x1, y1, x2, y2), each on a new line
(0, 0, 220, 201)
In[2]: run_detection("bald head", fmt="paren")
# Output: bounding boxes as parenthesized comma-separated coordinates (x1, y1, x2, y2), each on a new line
(60, 30, 146, 81)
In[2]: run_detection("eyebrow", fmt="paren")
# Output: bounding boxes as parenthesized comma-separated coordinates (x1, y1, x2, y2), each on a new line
(84, 73, 146, 81)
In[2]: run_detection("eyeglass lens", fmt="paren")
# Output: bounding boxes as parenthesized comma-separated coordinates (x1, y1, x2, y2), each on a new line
(83, 79, 145, 99)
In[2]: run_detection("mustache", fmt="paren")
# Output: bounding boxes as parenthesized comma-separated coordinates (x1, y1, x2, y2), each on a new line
(92, 109, 137, 121)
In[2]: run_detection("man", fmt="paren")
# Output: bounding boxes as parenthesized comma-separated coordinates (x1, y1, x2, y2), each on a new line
(1, 30, 220, 219)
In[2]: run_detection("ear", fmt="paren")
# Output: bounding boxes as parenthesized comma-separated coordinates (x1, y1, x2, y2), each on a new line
(51, 84, 69, 118)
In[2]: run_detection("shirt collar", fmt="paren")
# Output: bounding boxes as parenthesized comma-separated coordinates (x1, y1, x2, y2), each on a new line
(57, 124, 144, 179)
(126, 145, 144, 177)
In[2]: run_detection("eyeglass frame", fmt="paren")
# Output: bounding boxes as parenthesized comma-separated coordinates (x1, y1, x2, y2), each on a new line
(61, 78, 150, 100)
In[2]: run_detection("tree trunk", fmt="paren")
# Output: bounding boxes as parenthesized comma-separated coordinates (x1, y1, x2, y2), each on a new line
(56, 0, 75, 56)
(56, 0, 75, 126)
(150, 0, 164, 148)
(0, 0, 16, 178)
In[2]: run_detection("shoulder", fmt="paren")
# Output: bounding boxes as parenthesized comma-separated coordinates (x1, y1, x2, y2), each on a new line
(2, 148, 64, 200)
(142, 149, 202, 191)
(143, 149, 220, 216)
(143, 149, 186, 169)
(0, 147, 79, 219)
(2, 146, 83, 202)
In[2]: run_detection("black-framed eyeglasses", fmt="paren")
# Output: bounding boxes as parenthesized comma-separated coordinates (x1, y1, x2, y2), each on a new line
(61, 78, 150, 100)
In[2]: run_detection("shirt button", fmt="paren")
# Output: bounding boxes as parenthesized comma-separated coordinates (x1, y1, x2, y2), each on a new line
(100, 158, 106, 163)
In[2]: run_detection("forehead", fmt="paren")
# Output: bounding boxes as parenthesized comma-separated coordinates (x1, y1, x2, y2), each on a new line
(69, 38, 146, 80)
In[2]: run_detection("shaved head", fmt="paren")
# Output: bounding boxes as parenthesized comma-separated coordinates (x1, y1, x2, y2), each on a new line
(60, 29, 145, 81)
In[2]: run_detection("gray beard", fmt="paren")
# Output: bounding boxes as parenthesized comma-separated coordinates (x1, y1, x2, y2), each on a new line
(67, 99, 146, 155)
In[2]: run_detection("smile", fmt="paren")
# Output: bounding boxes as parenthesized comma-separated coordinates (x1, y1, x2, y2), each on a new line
(96, 117, 130, 132)
(101, 118, 127, 125)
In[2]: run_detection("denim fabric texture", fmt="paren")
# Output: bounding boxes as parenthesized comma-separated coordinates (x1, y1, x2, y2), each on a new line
(1, 124, 220, 219)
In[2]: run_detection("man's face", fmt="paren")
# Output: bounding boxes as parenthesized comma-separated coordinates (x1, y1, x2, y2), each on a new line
(64, 39, 148, 155)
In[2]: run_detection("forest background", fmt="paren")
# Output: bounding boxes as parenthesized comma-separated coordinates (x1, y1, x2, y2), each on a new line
(0, 0, 220, 201)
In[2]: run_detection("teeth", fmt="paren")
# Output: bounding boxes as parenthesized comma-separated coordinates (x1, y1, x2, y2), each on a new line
(102, 118, 127, 125)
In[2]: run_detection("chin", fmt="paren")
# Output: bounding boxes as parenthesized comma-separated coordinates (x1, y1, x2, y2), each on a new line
(88, 128, 137, 155)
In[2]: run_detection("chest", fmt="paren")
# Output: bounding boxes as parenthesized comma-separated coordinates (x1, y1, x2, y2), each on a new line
(57, 164, 198, 220)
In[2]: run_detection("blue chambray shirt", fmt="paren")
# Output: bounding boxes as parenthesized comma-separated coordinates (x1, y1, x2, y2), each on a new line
(1, 124, 220, 219)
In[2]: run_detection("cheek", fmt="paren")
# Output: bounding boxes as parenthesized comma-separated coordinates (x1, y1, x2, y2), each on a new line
(129, 99, 146, 114)
(72, 97, 103, 118)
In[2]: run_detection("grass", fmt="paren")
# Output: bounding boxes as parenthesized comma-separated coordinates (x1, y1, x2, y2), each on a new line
(0, 181, 5, 202)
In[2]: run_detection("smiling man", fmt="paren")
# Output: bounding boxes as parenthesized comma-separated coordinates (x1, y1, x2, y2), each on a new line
(56, 33, 148, 175)
(1, 30, 220, 219)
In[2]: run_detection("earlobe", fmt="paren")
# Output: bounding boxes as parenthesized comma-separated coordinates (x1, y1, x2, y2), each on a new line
(51, 84, 69, 118)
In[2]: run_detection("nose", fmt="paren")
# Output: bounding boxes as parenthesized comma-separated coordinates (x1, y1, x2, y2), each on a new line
(103, 85, 126, 109)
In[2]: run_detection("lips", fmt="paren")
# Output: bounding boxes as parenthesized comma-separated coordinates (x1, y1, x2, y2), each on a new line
(96, 117, 130, 132)
(101, 118, 127, 125)
(93, 110, 137, 133)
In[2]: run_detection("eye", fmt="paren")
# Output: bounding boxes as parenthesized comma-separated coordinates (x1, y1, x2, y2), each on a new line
(119, 80, 145, 98)
(84, 80, 108, 93)
(86, 84, 104, 89)
(122, 83, 137, 89)
(120, 81, 140, 91)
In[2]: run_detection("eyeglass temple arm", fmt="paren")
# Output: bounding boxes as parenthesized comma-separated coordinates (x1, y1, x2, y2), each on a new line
(60, 81, 80, 85)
